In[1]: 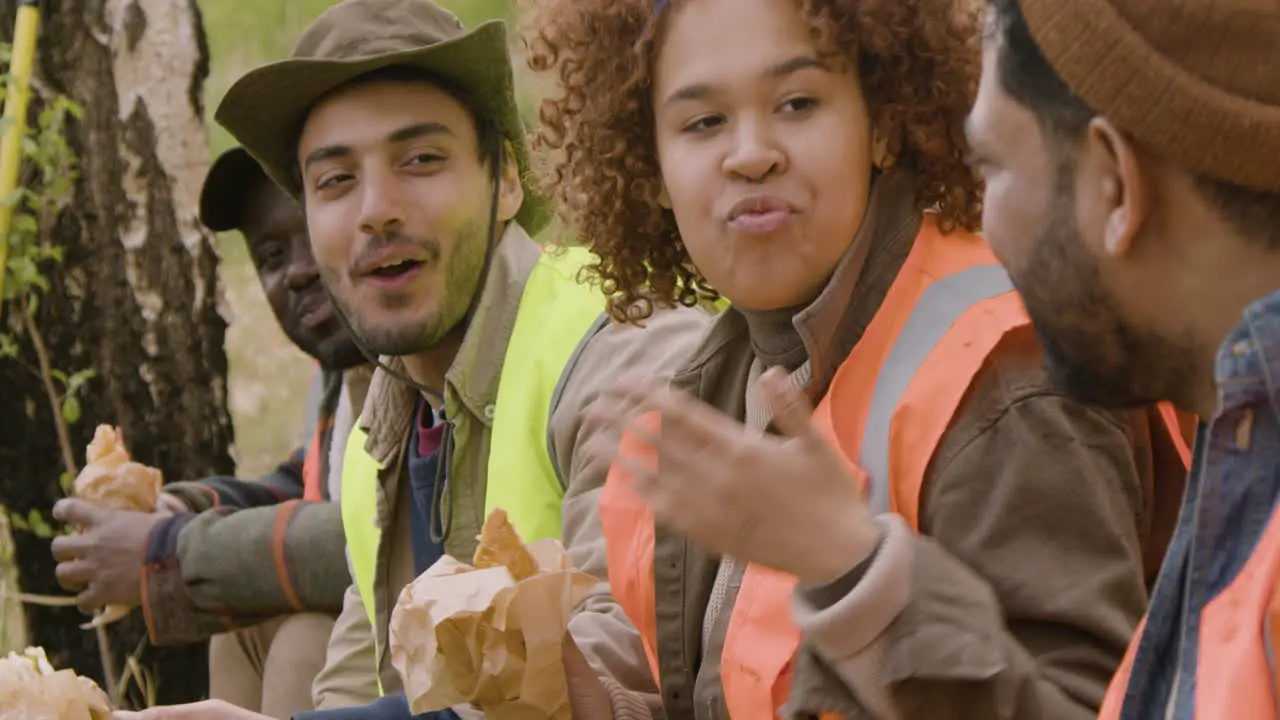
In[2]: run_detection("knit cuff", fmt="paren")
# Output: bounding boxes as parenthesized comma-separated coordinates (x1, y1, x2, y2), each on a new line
(792, 515, 913, 662)
(161, 481, 222, 513)
(141, 513, 209, 646)
(600, 676, 654, 720)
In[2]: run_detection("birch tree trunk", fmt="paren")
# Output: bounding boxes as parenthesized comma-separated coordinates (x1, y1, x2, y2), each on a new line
(0, 0, 232, 705)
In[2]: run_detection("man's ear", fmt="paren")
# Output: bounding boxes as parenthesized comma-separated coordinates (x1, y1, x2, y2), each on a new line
(1087, 116, 1150, 260)
(497, 140, 524, 223)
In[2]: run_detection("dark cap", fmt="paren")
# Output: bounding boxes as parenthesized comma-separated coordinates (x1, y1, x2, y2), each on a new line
(199, 146, 271, 233)
(213, 0, 550, 235)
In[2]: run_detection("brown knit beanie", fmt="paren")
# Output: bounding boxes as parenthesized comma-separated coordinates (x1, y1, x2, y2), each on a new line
(1017, 0, 1280, 192)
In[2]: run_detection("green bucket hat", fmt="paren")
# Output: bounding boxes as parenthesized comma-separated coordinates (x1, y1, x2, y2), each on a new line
(214, 0, 549, 235)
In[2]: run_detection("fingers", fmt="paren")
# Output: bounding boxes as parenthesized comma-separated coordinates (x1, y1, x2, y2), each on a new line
(54, 558, 91, 593)
(76, 585, 107, 615)
(583, 382, 701, 471)
(604, 381, 737, 454)
(615, 455, 659, 496)
(52, 498, 101, 526)
(154, 492, 190, 516)
(55, 558, 106, 614)
(759, 366, 817, 439)
(50, 532, 89, 562)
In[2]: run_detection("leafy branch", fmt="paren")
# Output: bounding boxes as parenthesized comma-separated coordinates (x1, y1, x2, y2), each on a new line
(0, 63, 123, 703)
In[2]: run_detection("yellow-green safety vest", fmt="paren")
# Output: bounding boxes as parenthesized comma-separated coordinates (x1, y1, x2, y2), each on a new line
(339, 245, 606, 693)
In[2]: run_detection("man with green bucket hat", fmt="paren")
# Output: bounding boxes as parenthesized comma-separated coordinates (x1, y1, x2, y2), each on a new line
(116, 1, 709, 718)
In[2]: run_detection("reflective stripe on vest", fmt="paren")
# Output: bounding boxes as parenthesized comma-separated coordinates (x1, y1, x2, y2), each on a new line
(339, 245, 605, 693)
(600, 220, 1193, 719)
(857, 262, 1013, 515)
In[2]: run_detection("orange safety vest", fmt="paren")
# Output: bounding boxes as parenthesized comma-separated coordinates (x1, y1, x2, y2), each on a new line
(600, 219, 1193, 719)
(302, 421, 327, 501)
(1099, 493, 1280, 719)
(301, 364, 328, 502)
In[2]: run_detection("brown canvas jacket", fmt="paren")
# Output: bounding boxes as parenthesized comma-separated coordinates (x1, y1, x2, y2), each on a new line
(582, 169, 1186, 720)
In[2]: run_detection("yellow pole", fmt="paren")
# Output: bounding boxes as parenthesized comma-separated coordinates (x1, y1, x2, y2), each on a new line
(0, 0, 42, 304)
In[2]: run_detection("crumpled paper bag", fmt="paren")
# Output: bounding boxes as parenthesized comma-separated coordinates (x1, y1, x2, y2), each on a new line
(390, 534, 596, 719)
(0, 646, 111, 720)
(73, 424, 162, 627)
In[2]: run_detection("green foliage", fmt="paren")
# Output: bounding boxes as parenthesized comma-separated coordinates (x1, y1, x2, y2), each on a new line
(0, 84, 80, 307)
(0, 47, 88, 540)
(51, 368, 96, 425)
(5, 507, 55, 540)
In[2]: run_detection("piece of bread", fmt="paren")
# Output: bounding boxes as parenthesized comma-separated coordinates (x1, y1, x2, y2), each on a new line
(0, 646, 111, 719)
(472, 509, 539, 582)
(70, 425, 163, 629)
(85, 424, 129, 470)
(73, 425, 160, 512)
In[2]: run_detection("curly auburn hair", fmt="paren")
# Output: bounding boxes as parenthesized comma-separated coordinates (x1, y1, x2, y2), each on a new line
(523, 0, 983, 322)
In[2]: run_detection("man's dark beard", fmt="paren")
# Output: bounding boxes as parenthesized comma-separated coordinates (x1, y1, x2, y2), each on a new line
(1014, 166, 1194, 409)
(325, 222, 487, 359)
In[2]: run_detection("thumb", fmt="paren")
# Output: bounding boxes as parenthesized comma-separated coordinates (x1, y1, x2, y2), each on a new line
(760, 366, 815, 438)
(562, 633, 613, 719)
(562, 632, 594, 678)
(51, 498, 101, 526)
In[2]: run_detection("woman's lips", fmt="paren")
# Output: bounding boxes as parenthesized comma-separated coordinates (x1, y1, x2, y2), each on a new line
(728, 209, 793, 234)
(726, 194, 796, 234)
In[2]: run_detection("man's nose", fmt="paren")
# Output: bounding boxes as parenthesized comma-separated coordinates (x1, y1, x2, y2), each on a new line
(356, 166, 408, 237)
(284, 233, 320, 291)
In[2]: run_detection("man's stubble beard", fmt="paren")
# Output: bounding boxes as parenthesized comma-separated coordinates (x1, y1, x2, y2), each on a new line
(325, 217, 491, 359)
(1015, 165, 1196, 409)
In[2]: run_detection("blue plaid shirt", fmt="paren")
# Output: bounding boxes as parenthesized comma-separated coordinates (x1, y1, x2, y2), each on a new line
(1116, 288, 1280, 718)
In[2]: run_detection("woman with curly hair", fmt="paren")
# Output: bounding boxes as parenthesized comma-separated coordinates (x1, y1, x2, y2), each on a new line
(525, 0, 1192, 718)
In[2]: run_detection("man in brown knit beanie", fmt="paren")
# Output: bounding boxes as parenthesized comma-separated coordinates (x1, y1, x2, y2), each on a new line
(967, 0, 1280, 717)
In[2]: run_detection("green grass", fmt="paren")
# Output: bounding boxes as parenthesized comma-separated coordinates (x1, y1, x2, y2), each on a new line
(199, 0, 526, 475)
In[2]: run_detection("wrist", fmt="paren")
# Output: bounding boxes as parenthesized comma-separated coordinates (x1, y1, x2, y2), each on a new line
(155, 492, 191, 515)
(798, 515, 883, 586)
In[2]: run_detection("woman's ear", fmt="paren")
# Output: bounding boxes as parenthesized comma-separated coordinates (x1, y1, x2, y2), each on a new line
(658, 181, 672, 209)
(872, 132, 896, 170)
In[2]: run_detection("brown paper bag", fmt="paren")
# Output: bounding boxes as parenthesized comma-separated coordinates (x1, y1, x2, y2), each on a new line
(72, 424, 162, 627)
(390, 511, 597, 720)
(0, 646, 111, 720)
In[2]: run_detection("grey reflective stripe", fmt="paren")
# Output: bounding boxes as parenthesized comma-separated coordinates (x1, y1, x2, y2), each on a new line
(546, 312, 612, 489)
(859, 264, 1015, 515)
(301, 367, 324, 445)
